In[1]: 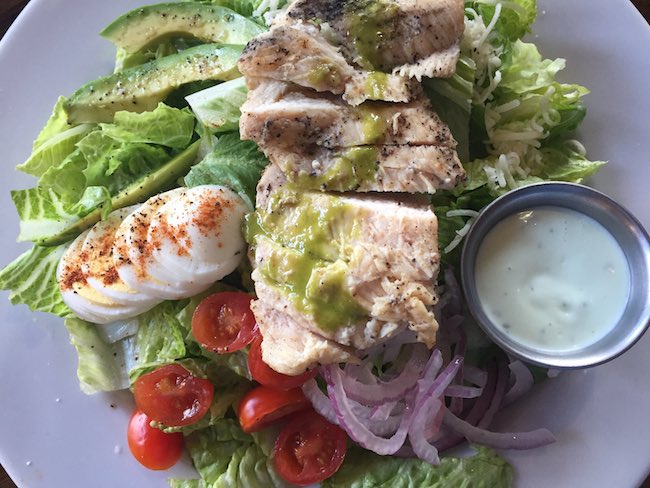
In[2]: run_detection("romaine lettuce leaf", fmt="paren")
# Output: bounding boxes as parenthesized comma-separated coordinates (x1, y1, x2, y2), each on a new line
(0, 244, 71, 317)
(171, 423, 512, 488)
(32, 96, 76, 149)
(468, 0, 537, 42)
(64, 317, 135, 394)
(186, 78, 248, 134)
(322, 445, 513, 488)
(424, 56, 476, 163)
(171, 419, 289, 488)
(184, 133, 269, 208)
(100, 103, 196, 148)
(78, 134, 171, 198)
(127, 300, 190, 383)
(17, 124, 95, 177)
(12, 104, 195, 244)
(10, 187, 92, 242)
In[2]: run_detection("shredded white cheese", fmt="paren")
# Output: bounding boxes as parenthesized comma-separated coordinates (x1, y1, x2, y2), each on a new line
(443, 209, 480, 254)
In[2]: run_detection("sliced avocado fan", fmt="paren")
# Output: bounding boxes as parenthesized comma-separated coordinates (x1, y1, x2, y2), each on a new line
(64, 43, 243, 124)
(100, 2, 265, 53)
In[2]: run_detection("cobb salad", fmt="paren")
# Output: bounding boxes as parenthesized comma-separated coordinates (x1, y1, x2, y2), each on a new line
(0, 0, 608, 486)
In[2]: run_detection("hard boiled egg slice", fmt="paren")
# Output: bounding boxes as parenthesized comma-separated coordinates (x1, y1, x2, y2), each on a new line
(146, 185, 248, 285)
(113, 188, 209, 300)
(81, 205, 160, 306)
(57, 230, 154, 324)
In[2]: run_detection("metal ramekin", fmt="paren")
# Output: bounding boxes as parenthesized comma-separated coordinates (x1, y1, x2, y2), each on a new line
(460, 182, 650, 369)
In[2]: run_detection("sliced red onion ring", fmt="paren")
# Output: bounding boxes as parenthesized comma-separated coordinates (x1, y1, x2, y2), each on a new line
(344, 363, 378, 384)
(408, 356, 464, 464)
(445, 384, 483, 398)
(370, 401, 398, 422)
(464, 365, 488, 387)
(408, 398, 444, 464)
(477, 356, 509, 429)
(341, 346, 428, 405)
(324, 364, 413, 455)
(434, 360, 498, 453)
(302, 378, 339, 425)
(502, 360, 535, 407)
(442, 408, 556, 449)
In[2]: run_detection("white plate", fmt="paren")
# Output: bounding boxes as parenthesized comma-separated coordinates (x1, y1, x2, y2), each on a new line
(0, 0, 648, 487)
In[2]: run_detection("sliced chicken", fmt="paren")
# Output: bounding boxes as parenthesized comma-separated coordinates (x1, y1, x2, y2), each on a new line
(238, 23, 416, 105)
(275, 0, 464, 79)
(240, 80, 455, 148)
(249, 166, 440, 374)
(265, 143, 465, 193)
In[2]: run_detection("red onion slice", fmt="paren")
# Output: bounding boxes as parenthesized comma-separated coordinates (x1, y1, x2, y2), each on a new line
(477, 356, 509, 429)
(302, 378, 339, 425)
(444, 384, 483, 398)
(324, 364, 412, 455)
(408, 398, 444, 464)
(341, 346, 428, 405)
(370, 401, 398, 422)
(442, 408, 556, 449)
(408, 356, 464, 464)
(464, 365, 488, 387)
(502, 360, 535, 407)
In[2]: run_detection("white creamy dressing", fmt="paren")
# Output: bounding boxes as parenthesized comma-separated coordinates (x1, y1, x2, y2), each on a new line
(475, 206, 631, 352)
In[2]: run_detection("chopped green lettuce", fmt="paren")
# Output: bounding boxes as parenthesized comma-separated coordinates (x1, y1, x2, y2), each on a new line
(322, 446, 513, 488)
(186, 78, 248, 133)
(127, 301, 189, 383)
(10, 104, 195, 244)
(100, 103, 196, 148)
(17, 124, 95, 177)
(468, 0, 537, 42)
(32, 97, 76, 148)
(424, 55, 476, 163)
(170, 419, 290, 488)
(64, 317, 135, 393)
(10, 187, 101, 242)
(0, 244, 71, 317)
(171, 425, 511, 488)
(184, 133, 269, 208)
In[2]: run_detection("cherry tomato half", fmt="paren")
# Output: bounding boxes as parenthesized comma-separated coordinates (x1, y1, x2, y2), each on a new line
(134, 363, 214, 427)
(274, 409, 347, 486)
(192, 292, 257, 354)
(127, 409, 184, 471)
(248, 335, 317, 390)
(237, 385, 310, 433)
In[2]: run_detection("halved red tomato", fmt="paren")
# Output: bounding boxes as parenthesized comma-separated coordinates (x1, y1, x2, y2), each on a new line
(248, 335, 317, 390)
(192, 291, 257, 353)
(237, 385, 310, 433)
(133, 363, 214, 427)
(274, 409, 347, 486)
(127, 409, 184, 471)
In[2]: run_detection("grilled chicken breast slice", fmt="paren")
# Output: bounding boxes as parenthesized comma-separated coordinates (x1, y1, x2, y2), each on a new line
(248, 166, 440, 374)
(275, 0, 464, 79)
(240, 80, 455, 148)
(263, 143, 464, 193)
(238, 24, 416, 105)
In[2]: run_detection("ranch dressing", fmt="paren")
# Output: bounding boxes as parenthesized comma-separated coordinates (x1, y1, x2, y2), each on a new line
(474, 206, 631, 352)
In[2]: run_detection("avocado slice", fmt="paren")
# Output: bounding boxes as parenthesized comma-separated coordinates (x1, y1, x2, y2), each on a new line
(40, 141, 200, 246)
(101, 2, 264, 54)
(64, 43, 243, 124)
